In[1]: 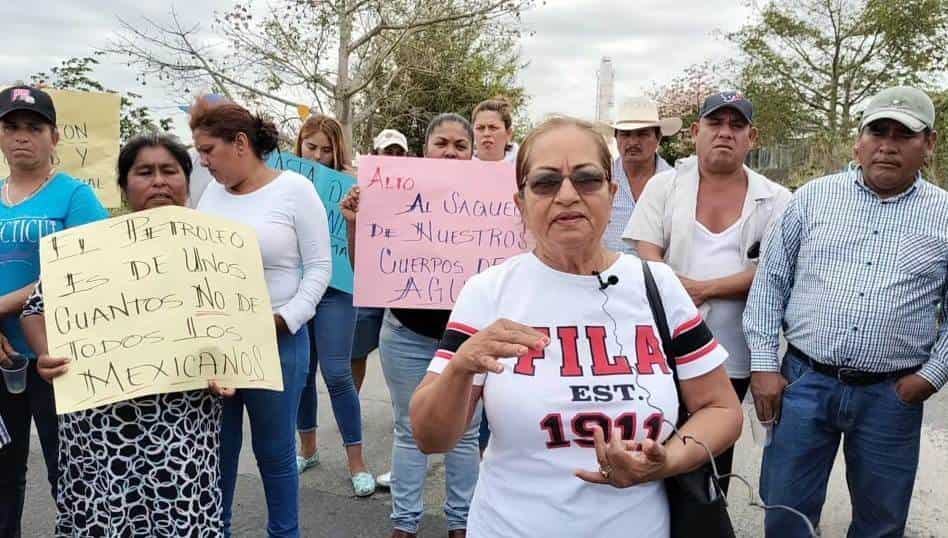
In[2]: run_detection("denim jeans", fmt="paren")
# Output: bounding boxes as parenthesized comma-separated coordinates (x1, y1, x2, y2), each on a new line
(297, 288, 361, 445)
(351, 307, 384, 358)
(478, 409, 490, 451)
(378, 310, 481, 533)
(0, 360, 58, 538)
(760, 350, 923, 538)
(220, 326, 310, 538)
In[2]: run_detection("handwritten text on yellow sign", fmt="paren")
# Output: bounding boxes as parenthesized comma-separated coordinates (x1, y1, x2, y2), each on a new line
(40, 206, 282, 413)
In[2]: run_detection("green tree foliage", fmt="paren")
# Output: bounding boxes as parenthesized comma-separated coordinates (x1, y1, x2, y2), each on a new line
(30, 54, 173, 143)
(927, 89, 948, 187)
(354, 21, 527, 155)
(729, 0, 948, 148)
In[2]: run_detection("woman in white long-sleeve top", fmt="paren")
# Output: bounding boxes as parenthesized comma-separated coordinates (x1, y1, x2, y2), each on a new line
(191, 100, 332, 538)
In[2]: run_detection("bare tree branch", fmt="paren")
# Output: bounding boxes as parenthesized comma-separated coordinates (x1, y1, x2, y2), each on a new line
(351, 66, 401, 124)
(348, 0, 521, 53)
(108, 0, 531, 141)
(110, 14, 303, 108)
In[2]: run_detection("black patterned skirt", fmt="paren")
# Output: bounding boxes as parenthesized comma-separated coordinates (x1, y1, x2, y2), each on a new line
(55, 390, 223, 537)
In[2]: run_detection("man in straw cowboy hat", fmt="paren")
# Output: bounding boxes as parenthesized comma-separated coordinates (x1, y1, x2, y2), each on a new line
(603, 96, 682, 253)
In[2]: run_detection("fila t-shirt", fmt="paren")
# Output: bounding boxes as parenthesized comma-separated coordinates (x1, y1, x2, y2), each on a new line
(428, 253, 727, 537)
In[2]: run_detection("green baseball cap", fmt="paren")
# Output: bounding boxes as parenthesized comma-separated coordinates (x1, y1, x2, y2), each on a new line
(860, 86, 935, 133)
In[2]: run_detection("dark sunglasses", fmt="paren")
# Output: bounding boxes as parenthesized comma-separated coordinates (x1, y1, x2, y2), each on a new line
(521, 168, 608, 197)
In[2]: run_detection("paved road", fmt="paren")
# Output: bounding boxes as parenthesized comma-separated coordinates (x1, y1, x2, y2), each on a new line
(20, 351, 948, 537)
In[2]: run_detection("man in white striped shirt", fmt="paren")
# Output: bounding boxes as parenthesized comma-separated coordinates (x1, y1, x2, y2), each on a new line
(744, 86, 943, 538)
(603, 97, 680, 253)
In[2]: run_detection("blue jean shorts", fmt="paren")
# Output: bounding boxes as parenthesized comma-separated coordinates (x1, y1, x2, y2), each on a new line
(351, 307, 384, 358)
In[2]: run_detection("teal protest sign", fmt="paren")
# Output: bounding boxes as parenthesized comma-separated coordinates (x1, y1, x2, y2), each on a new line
(267, 151, 355, 293)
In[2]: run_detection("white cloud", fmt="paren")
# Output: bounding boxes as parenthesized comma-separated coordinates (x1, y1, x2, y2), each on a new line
(518, 0, 751, 122)
(1, 0, 753, 136)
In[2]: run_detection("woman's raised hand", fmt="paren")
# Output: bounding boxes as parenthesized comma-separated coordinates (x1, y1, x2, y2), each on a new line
(450, 319, 548, 375)
(340, 186, 360, 223)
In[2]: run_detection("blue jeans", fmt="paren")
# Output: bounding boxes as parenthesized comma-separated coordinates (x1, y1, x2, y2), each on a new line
(297, 288, 361, 445)
(378, 310, 481, 533)
(220, 326, 310, 538)
(352, 307, 384, 358)
(478, 409, 490, 451)
(760, 350, 923, 538)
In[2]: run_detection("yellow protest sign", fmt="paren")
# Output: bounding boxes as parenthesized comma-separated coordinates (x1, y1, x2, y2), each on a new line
(39, 206, 283, 414)
(1, 88, 122, 208)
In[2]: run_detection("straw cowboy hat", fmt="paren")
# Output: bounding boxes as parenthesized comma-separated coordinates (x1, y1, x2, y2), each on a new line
(610, 96, 682, 136)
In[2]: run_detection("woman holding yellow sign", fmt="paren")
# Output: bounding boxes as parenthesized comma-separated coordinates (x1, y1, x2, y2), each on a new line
(24, 133, 231, 537)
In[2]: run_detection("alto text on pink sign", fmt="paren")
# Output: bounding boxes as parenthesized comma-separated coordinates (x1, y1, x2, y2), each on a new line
(354, 156, 526, 309)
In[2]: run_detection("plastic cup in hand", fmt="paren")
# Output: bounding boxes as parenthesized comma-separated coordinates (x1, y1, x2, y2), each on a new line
(1, 353, 28, 394)
(748, 406, 774, 448)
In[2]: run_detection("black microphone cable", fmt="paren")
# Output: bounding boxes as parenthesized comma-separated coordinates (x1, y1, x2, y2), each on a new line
(594, 268, 678, 442)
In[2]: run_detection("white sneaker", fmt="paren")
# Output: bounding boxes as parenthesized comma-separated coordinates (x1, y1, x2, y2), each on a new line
(377, 471, 392, 488)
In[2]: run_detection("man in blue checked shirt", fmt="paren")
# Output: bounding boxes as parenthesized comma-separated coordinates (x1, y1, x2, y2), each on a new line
(744, 86, 943, 538)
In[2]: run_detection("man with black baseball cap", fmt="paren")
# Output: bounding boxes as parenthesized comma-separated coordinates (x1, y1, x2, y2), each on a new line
(0, 85, 60, 191)
(697, 90, 754, 123)
(744, 86, 942, 537)
(0, 85, 107, 536)
(625, 90, 790, 494)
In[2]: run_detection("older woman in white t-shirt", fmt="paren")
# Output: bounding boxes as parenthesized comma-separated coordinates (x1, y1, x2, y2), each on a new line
(410, 117, 742, 537)
(192, 101, 331, 538)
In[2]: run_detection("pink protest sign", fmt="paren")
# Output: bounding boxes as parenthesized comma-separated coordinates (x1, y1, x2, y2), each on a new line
(354, 155, 527, 309)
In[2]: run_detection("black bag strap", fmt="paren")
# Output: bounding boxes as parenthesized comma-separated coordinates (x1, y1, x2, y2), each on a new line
(641, 260, 687, 427)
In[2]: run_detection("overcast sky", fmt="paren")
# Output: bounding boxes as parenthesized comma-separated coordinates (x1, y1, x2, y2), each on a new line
(0, 0, 752, 135)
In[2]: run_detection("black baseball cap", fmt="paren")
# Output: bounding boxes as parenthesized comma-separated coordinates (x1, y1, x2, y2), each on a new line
(0, 86, 57, 125)
(699, 91, 753, 123)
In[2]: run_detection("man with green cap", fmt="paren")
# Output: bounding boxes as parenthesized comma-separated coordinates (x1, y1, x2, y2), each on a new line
(743, 86, 942, 537)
